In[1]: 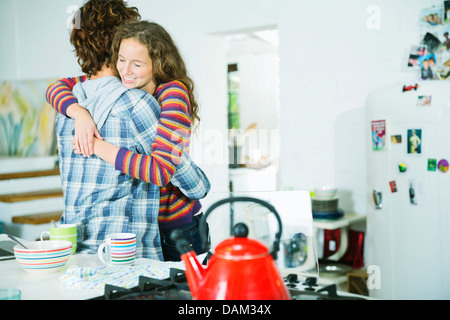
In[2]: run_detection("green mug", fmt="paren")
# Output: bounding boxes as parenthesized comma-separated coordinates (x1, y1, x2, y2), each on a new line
(41, 223, 77, 254)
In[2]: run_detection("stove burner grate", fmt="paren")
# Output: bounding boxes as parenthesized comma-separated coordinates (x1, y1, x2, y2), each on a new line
(90, 269, 365, 300)
(90, 268, 192, 300)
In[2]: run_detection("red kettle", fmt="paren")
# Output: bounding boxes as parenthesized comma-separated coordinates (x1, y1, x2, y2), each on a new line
(171, 196, 291, 300)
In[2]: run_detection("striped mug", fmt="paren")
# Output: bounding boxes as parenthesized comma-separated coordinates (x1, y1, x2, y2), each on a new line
(40, 223, 77, 254)
(98, 233, 136, 266)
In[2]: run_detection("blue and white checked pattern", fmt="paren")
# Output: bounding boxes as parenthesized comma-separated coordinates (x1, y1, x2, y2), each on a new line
(56, 78, 210, 261)
(56, 88, 163, 260)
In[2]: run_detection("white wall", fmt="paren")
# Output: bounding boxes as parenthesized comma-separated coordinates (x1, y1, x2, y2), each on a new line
(0, 0, 440, 216)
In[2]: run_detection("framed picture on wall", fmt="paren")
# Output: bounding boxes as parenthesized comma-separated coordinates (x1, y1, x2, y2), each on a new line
(0, 79, 58, 172)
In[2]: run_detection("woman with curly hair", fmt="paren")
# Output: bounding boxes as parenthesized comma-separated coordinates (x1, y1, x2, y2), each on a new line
(49, 0, 141, 149)
(47, 17, 209, 261)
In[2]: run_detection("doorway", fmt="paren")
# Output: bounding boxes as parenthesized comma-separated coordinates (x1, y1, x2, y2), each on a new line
(224, 27, 281, 192)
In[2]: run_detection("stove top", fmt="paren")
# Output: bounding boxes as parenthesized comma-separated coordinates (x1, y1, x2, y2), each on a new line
(89, 268, 366, 300)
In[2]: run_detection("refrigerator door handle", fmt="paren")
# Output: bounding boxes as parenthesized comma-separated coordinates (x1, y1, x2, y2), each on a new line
(373, 190, 382, 209)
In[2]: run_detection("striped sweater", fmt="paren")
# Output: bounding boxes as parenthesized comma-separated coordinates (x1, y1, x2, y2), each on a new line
(46, 76, 202, 229)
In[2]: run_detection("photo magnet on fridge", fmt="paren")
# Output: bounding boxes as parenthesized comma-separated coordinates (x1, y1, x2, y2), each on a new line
(420, 6, 444, 27)
(407, 45, 426, 68)
(438, 25, 450, 51)
(389, 181, 398, 193)
(427, 159, 437, 171)
(371, 120, 386, 151)
(422, 33, 441, 53)
(445, 1, 450, 23)
(420, 54, 438, 80)
(417, 95, 432, 107)
(407, 129, 422, 155)
(391, 135, 402, 143)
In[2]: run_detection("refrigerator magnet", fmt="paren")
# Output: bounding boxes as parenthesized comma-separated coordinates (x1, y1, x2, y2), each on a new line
(409, 180, 418, 205)
(391, 135, 402, 144)
(417, 95, 432, 107)
(371, 120, 386, 151)
(402, 84, 419, 92)
(389, 181, 398, 193)
(398, 162, 407, 173)
(407, 129, 422, 155)
(438, 159, 449, 173)
(427, 159, 437, 171)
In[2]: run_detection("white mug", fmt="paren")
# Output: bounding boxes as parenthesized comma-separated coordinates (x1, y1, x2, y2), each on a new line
(97, 233, 137, 265)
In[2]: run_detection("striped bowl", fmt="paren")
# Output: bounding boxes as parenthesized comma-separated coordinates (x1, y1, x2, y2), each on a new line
(14, 240, 73, 274)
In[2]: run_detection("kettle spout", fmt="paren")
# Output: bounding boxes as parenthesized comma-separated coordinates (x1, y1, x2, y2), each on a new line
(181, 250, 206, 299)
(170, 230, 206, 299)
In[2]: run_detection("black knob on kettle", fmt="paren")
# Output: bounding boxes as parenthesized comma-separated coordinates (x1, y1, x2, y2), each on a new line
(233, 223, 249, 238)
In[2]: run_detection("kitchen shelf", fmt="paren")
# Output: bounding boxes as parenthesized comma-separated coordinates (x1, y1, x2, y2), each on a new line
(313, 213, 366, 230)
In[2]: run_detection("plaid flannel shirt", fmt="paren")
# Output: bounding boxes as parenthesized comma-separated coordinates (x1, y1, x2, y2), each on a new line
(55, 77, 210, 260)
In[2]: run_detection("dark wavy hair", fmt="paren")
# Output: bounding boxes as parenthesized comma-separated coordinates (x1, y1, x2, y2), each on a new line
(70, 0, 141, 76)
(111, 21, 200, 128)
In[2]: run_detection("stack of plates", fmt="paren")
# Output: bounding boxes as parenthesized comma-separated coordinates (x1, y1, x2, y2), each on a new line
(311, 198, 344, 220)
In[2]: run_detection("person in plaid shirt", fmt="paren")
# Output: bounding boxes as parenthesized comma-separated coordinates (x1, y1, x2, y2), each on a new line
(55, 0, 210, 260)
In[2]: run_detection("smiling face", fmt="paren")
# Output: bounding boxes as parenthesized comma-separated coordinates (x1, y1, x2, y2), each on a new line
(116, 38, 156, 94)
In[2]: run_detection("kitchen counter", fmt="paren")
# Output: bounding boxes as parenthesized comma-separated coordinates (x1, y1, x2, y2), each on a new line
(1, 234, 368, 300)
(0, 233, 166, 300)
(1, 251, 117, 300)
(0, 251, 185, 300)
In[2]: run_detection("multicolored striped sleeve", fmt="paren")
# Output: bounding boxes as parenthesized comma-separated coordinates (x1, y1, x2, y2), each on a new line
(115, 81, 192, 187)
(45, 76, 87, 116)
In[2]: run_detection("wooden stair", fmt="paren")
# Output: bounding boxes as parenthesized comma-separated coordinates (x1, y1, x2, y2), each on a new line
(0, 189, 63, 203)
(0, 168, 60, 181)
(12, 211, 63, 225)
(0, 167, 63, 225)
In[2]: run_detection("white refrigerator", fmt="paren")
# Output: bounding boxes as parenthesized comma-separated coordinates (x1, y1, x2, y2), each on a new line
(365, 81, 450, 299)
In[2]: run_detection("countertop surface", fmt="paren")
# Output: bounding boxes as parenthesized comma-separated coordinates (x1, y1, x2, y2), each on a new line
(0, 249, 119, 300)
(1, 234, 368, 300)
(0, 234, 166, 300)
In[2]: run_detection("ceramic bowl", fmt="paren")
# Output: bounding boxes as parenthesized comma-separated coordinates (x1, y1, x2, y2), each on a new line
(313, 187, 337, 200)
(14, 240, 73, 274)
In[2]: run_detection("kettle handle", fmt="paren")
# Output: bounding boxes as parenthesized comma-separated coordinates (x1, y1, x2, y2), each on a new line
(200, 196, 283, 260)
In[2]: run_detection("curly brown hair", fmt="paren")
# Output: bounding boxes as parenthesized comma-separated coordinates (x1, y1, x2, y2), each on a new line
(70, 0, 141, 76)
(111, 21, 200, 128)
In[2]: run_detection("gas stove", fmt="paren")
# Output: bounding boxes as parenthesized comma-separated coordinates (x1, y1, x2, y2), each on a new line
(89, 268, 366, 300)
(283, 273, 366, 300)
(90, 268, 191, 300)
